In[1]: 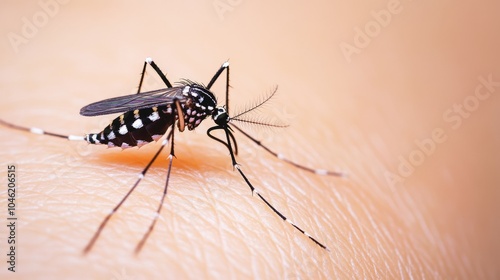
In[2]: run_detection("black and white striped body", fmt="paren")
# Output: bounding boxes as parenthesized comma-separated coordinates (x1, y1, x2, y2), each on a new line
(85, 84, 217, 148)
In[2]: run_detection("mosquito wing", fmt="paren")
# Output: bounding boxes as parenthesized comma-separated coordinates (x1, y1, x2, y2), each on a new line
(80, 87, 186, 116)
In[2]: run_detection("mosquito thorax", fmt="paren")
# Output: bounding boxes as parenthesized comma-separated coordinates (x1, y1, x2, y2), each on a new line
(212, 106, 229, 126)
(180, 84, 217, 130)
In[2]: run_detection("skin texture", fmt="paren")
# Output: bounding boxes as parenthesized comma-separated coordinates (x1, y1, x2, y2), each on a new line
(1, 1, 499, 279)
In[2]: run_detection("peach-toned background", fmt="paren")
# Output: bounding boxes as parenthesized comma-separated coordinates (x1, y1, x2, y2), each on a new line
(0, 1, 499, 279)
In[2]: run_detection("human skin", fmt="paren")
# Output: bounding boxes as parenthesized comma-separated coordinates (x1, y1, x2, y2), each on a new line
(1, 1, 499, 279)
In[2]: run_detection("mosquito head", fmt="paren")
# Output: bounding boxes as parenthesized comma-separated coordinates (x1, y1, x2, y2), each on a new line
(212, 106, 229, 126)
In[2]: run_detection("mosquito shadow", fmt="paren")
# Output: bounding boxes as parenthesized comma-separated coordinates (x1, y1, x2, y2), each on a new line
(93, 144, 228, 174)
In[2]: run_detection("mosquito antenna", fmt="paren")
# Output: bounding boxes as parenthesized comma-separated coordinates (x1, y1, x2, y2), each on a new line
(231, 86, 278, 120)
(230, 116, 289, 128)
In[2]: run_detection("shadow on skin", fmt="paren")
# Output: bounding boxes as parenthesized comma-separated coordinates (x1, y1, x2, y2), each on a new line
(92, 140, 230, 173)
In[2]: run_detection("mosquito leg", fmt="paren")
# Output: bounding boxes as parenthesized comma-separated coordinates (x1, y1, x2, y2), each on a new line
(135, 125, 177, 254)
(137, 58, 173, 94)
(206, 61, 230, 113)
(136, 60, 148, 93)
(222, 127, 330, 251)
(235, 164, 330, 251)
(83, 128, 174, 254)
(207, 126, 238, 156)
(0, 119, 85, 141)
(230, 124, 345, 177)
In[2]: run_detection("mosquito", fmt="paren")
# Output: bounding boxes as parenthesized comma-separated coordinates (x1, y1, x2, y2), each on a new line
(0, 58, 344, 254)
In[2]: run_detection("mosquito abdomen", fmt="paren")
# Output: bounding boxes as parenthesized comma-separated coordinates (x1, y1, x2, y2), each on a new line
(85, 105, 175, 148)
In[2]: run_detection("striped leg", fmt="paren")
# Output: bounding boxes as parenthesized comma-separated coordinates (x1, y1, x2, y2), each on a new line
(0, 119, 85, 141)
(235, 165, 330, 251)
(206, 61, 230, 112)
(217, 125, 330, 251)
(134, 125, 177, 254)
(137, 57, 174, 94)
(83, 128, 174, 254)
(230, 124, 345, 177)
